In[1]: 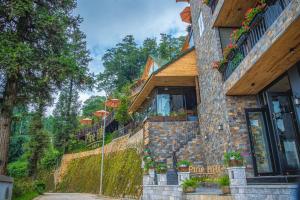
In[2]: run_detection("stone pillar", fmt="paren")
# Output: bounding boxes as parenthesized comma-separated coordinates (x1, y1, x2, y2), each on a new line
(178, 172, 190, 185)
(227, 167, 247, 186)
(0, 175, 13, 200)
(157, 174, 167, 185)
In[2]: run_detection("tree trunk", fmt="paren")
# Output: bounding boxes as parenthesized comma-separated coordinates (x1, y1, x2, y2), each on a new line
(0, 80, 17, 175)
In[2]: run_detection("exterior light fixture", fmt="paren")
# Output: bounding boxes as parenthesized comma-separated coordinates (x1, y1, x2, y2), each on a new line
(218, 124, 223, 131)
(294, 96, 300, 105)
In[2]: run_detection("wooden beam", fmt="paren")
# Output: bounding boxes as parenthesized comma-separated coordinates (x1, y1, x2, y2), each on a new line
(214, 0, 257, 27)
(226, 17, 300, 95)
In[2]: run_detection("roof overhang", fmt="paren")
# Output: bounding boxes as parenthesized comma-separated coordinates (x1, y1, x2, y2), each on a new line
(129, 48, 198, 113)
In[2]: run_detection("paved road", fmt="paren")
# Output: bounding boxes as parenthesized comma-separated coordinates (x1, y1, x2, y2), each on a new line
(34, 193, 118, 200)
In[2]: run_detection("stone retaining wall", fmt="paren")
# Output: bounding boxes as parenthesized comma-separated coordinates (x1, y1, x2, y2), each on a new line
(144, 121, 199, 165)
(230, 185, 298, 200)
(143, 185, 182, 200)
(55, 130, 143, 184)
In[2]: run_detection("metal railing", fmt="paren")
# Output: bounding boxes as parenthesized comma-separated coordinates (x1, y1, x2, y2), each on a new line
(223, 0, 291, 80)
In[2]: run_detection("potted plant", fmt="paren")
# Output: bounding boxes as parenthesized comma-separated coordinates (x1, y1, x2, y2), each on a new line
(181, 178, 199, 193)
(224, 151, 244, 167)
(218, 175, 230, 194)
(177, 160, 191, 172)
(156, 163, 168, 185)
(156, 163, 168, 174)
(144, 148, 151, 155)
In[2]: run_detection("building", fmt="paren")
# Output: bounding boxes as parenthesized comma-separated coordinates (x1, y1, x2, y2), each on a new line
(174, 0, 300, 198)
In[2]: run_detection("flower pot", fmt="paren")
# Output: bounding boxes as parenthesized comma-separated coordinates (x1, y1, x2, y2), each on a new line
(221, 186, 231, 194)
(228, 160, 243, 167)
(184, 186, 196, 193)
(178, 166, 189, 172)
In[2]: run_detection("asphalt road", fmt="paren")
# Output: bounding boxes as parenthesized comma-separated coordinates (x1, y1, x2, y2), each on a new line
(34, 193, 118, 200)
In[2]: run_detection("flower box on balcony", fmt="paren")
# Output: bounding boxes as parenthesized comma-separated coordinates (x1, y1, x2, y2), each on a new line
(249, 12, 264, 28)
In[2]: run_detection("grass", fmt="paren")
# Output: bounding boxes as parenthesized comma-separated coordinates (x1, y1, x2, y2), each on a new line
(14, 191, 39, 200)
(56, 148, 143, 198)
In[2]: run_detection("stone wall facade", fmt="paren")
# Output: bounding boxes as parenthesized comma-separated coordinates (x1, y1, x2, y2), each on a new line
(189, 0, 263, 176)
(190, 0, 299, 182)
(144, 121, 199, 165)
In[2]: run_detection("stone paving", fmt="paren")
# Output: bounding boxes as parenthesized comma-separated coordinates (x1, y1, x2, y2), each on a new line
(34, 193, 118, 200)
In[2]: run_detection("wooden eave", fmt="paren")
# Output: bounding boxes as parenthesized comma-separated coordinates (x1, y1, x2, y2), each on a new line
(226, 17, 300, 95)
(213, 0, 257, 27)
(129, 48, 198, 113)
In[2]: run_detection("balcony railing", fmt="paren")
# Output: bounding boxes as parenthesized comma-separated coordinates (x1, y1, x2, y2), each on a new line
(209, 0, 219, 14)
(223, 0, 291, 80)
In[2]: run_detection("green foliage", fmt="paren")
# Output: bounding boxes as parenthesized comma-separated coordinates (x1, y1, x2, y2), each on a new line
(156, 163, 167, 174)
(81, 96, 106, 117)
(224, 151, 244, 166)
(8, 160, 28, 178)
(33, 180, 46, 194)
(218, 175, 230, 187)
(115, 84, 131, 125)
(27, 111, 50, 177)
(57, 149, 142, 198)
(41, 148, 61, 170)
(105, 132, 117, 145)
(53, 83, 81, 153)
(177, 160, 191, 167)
(181, 178, 199, 190)
(0, 0, 91, 173)
(12, 178, 37, 200)
(97, 34, 185, 92)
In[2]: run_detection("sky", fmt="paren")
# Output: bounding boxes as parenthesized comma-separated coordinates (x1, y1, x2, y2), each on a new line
(48, 0, 188, 115)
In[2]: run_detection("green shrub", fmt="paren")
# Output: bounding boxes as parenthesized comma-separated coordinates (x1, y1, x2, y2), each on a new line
(156, 163, 167, 174)
(33, 180, 46, 194)
(8, 160, 28, 178)
(223, 151, 243, 166)
(41, 149, 60, 170)
(218, 175, 230, 187)
(181, 178, 199, 190)
(177, 160, 191, 167)
(12, 178, 39, 200)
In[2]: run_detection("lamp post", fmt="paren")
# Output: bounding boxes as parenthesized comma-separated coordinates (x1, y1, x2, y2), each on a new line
(97, 98, 120, 195)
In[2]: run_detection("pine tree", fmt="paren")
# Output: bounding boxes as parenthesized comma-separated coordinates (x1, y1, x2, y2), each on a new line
(53, 83, 81, 153)
(0, 0, 91, 174)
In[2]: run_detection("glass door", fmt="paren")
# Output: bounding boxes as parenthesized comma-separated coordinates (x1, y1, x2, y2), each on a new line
(268, 92, 300, 174)
(246, 108, 275, 175)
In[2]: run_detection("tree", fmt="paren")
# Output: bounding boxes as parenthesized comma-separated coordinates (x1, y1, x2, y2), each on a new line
(27, 105, 49, 178)
(97, 35, 142, 92)
(81, 96, 106, 117)
(114, 85, 131, 125)
(0, 0, 91, 174)
(96, 34, 185, 94)
(158, 34, 185, 61)
(53, 85, 81, 153)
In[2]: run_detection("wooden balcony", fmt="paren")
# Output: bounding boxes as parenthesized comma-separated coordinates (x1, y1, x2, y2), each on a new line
(224, 0, 300, 95)
(212, 0, 257, 27)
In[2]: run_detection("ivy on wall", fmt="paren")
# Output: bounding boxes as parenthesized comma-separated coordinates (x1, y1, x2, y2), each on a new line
(57, 148, 143, 198)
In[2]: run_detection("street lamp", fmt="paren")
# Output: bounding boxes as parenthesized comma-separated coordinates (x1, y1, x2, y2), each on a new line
(97, 98, 120, 195)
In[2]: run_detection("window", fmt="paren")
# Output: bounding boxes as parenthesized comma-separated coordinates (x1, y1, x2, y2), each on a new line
(198, 12, 205, 37)
(188, 30, 194, 48)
